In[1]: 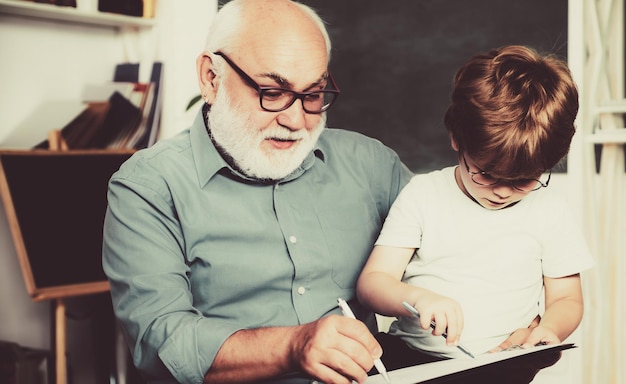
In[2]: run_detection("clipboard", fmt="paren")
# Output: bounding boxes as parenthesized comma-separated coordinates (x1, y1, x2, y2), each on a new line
(366, 343, 576, 384)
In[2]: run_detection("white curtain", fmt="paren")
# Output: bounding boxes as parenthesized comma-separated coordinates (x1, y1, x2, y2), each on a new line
(578, 1, 626, 382)
(579, 1, 626, 380)
(582, 141, 626, 383)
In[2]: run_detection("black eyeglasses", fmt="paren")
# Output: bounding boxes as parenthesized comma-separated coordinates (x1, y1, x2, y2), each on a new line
(213, 51, 340, 114)
(462, 154, 550, 192)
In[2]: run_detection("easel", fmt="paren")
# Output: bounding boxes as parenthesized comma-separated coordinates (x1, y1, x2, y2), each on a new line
(44, 130, 135, 384)
(0, 132, 135, 384)
(54, 298, 67, 384)
(48, 129, 69, 384)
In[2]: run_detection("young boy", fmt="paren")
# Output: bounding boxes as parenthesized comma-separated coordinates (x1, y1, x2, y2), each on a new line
(357, 45, 593, 363)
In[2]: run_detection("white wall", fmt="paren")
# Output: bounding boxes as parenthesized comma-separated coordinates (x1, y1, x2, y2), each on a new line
(0, 2, 216, 382)
(155, 0, 217, 140)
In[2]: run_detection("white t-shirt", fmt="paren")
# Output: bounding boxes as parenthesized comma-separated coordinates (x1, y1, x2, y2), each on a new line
(376, 166, 593, 358)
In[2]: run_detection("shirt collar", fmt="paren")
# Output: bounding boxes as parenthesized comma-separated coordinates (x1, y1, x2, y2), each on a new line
(189, 105, 327, 187)
(189, 106, 230, 188)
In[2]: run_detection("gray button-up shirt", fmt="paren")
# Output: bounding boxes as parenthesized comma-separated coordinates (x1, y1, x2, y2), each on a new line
(102, 109, 412, 383)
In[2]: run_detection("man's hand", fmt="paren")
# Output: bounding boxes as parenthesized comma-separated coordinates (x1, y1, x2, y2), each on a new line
(291, 315, 382, 384)
(489, 315, 541, 353)
(205, 315, 382, 383)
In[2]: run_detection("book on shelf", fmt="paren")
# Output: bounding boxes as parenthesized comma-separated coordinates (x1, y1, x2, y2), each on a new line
(109, 82, 154, 149)
(35, 84, 146, 150)
(113, 63, 140, 83)
(98, 0, 143, 17)
(143, 0, 156, 18)
(111, 61, 163, 149)
(75, 89, 142, 149)
(53, 101, 110, 149)
(61, 78, 158, 150)
(33, 0, 77, 7)
(136, 61, 163, 149)
(2, 62, 162, 151)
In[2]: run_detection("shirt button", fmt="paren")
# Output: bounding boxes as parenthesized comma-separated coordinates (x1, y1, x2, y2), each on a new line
(289, 235, 297, 244)
(297, 286, 306, 295)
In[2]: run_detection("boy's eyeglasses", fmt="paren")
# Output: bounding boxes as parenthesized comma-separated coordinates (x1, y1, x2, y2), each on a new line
(213, 51, 340, 114)
(462, 154, 550, 192)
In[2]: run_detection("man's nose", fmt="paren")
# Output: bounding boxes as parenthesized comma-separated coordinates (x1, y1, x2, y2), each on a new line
(276, 98, 307, 130)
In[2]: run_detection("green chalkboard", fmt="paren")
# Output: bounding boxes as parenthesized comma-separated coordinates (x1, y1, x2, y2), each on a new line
(0, 150, 133, 301)
(220, 0, 569, 172)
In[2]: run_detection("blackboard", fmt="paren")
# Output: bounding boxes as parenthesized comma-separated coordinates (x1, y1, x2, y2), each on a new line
(0, 150, 133, 301)
(220, 0, 569, 172)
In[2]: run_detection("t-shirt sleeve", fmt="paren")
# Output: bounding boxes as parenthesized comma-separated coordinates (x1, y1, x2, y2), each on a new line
(375, 176, 424, 249)
(540, 197, 594, 277)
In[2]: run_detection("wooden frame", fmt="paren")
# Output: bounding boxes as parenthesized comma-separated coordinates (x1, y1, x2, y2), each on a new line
(0, 149, 133, 301)
(0, 148, 134, 384)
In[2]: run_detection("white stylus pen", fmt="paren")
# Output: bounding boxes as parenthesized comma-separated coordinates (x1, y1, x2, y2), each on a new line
(401, 301, 475, 359)
(337, 298, 391, 383)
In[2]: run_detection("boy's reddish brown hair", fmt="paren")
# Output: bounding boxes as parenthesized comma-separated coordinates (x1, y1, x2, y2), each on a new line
(444, 45, 579, 178)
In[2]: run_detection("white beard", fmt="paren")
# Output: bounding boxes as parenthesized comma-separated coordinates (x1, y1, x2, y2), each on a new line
(207, 88, 326, 181)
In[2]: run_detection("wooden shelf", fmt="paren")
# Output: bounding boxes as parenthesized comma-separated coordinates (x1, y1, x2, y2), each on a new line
(0, 0, 155, 29)
(586, 129, 626, 144)
(591, 101, 626, 143)
(596, 99, 626, 114)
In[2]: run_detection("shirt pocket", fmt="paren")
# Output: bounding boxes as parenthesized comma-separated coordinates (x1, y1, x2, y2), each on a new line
(317, 201, 381, 289)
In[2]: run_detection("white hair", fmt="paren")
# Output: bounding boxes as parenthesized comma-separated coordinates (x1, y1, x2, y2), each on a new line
(204, 0, 332, 75)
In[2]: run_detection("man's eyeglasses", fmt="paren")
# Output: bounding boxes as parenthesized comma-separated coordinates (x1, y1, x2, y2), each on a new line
(462, 154, 550, 192)
(213, 51, 340, 114)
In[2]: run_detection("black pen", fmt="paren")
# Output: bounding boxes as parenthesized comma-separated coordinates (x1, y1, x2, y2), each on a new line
(401, 301, 475, 359)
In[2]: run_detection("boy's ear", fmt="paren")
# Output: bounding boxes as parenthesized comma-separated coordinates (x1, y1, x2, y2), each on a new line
(196, 51, 218, 104)
(450, 133, 459, 152)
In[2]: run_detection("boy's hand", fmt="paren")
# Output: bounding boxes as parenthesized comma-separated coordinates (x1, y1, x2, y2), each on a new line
(411, 292, 464, 346)
(521, 326, 561, 348)
(489, 315, 541, 353)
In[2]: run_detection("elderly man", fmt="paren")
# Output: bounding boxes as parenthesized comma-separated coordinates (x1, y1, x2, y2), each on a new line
(103, 1, 411, 383)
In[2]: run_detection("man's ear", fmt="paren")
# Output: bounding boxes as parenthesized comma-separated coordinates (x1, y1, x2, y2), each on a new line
(450, 133, 459, 152)
(196, 51, 218, 104)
